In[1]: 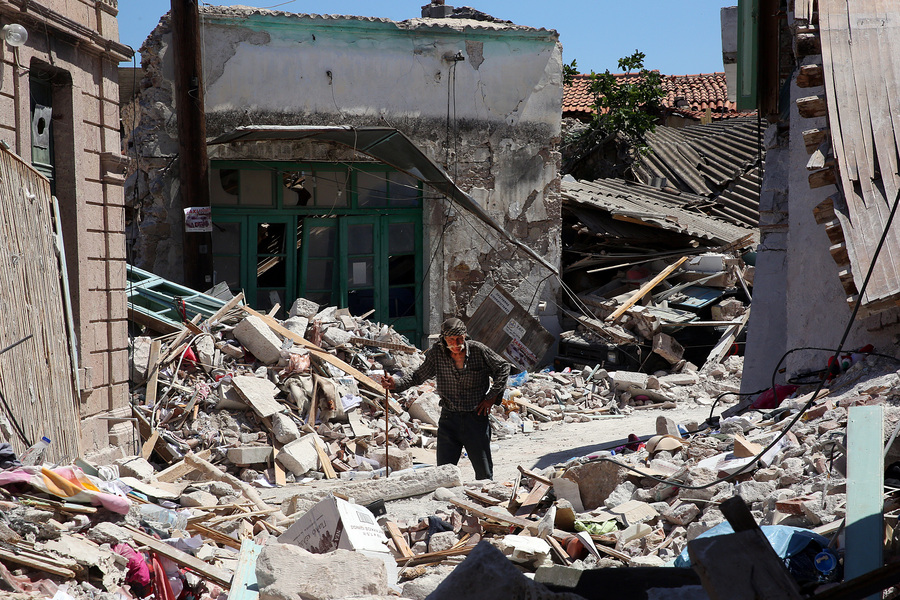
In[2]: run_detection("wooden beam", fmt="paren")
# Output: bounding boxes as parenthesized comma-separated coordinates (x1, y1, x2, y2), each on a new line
(803, 127, 829, 154)
(127, 526, 232, 587)
(606, 257, 689, 322)
(797, 95, 828, 118)
(844, 406, 883, 598)
(810, 167, 838, 189)
(228, 540, 262, 600)
(144, 340, 161, 407)
(239, 306, 387, 398)
(448, 497, 534, 530)
(515, 482, 550, 517)
(385, 521, 414, 558)
(155, 449, 211, 483)
(0, 546, 76, 578)
(797, 64, 824, 88)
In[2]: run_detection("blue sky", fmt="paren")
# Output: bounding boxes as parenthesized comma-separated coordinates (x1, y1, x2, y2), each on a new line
(117, 1, 731, 76)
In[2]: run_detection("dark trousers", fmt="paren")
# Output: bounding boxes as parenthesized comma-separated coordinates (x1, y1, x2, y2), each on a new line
(436, 411, 493, 480)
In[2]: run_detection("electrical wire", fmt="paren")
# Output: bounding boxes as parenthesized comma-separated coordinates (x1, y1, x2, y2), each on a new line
(581, 185, 900, 491)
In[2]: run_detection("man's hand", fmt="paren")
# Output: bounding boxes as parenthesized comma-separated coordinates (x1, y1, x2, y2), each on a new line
(476, 397, 495, 416)
(377, 374, 396, 391)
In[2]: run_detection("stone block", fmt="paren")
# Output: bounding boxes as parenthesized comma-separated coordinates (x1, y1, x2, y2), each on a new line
(407, 392, 442, 426)
(283, 316, 309, 338)
(271, 412, 301, 444)
(662, 502, 701, 526)
(195, 336, 216, 373)
(562, 460, 627, 511)
(289, 297, 319, 319)
(86, 522, 132, 546)
(256, 543, 388, 600)
(232, 375, 283, 418)
(603, 482, 637, 510)
(656, 416, 681, 437)
(115, 456, 155, 480)
(370, 447, 413, 472)
(130, 336, 152, 384)
(277, 434, 319, 476)
(735, 480, 776, 505)
(429, 531, 458, 553)
(227, 446, 274, 466)
(312, 306, 337, 323)
(180, 490, 218, 508)
(612, 371, 649, 391)
(234, 315, 283, 364)
(322, 326, 353, 348)
(653, 333, 684, 364)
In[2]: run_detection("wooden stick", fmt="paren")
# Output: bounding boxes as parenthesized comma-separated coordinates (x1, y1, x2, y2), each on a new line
(385, 386, 391, 472)
(606, 256, 689, 322)
(184, 452, 271, 512)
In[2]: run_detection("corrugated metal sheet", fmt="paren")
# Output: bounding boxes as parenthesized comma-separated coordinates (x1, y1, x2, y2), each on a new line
(631, 116, 763, 230)
(561, 177, 758, 246)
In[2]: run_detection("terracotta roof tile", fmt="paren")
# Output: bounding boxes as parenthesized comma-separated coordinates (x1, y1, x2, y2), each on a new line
(563, 72, 749, 121)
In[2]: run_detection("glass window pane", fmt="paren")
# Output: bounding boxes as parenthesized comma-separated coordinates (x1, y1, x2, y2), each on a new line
(307, 259, 334, 290)
(357, 171, 388, 207)
(210, 169, 238, 205)
(388, 255, 415, 286)
(257, 257, 286, 287)
(388, 223, 415, 253)
(256, 290, 284, 317)
(348, 257, 373, 288)
(348, 224, 374, 255)
(307, 291, 332, 306)
(390, 172, 421, 206)
(389, 287, 416, 318)
(348, 289, 375, 315)
(212, 221, 241, 254)
(213, 255, 241, 289)
(282, 172, 312, 206)
(240, 170, 273, 206)
(313, 170, 349, 207)
(308, 226, 336, 257)
(257, 222, 286, 254)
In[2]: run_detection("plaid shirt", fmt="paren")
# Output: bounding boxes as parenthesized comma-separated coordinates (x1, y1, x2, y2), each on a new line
(394, 339, 510, 413)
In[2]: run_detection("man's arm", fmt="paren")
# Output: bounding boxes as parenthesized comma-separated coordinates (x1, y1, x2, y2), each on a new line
(392, 344, 439, 393)
(480, 344, 511, 403)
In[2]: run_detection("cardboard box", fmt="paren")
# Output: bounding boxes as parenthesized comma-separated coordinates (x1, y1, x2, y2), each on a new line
(278, 495, 390, 554)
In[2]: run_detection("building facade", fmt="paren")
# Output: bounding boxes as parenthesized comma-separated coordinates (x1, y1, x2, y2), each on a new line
(126, 6, 563, 348)
(0, 0, 132, 453)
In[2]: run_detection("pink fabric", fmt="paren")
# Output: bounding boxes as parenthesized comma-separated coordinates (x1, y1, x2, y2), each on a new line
(113, 543, 151, 588)
(0, 466, 130, 514)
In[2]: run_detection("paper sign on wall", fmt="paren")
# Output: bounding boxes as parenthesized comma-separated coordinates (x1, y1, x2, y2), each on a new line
(184, 207, 212, 232)
(489, 289, 514, 314)
(503, 318, 526, 341)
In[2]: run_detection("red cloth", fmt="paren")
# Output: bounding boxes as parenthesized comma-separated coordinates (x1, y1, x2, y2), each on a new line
(112, 543, 150, 588)
(151, 554, 176, 600)
(751, 385, 798, 410)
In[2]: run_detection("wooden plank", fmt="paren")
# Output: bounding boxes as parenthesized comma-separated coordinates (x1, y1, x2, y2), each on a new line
(512, 399, 553, 422)
(272, 441, 287, 486)
(702, 308, 750, 369)
(141, 430, 160, 461)
(796, 95, 828, 118)
(395, 545, 474, 567)
(797, 64, 824, 88)
(0, 546, 76, 578)
(448, 497, 534, 530)
(546, 535, 572, 566)
(516, 465, 553, 486)
(606, 257, 689, 322)
(155, 449, 211, 483)
(145, 340, 162, 406)
(312, 435, 337, 479)
(240, 306, 387, 398)
(160, 315, 203, 365)
(515, 482, 550, 517)
(203, 291, 244, 326)
(845, 406, 884, 598)
(132, 406, 179, 464)
(348, 337, 417, 354)
(464, 489, 502, 506)
(229, 540, 262, 600)
(385, 521, 414, 558)
(127, 525, 232, 587)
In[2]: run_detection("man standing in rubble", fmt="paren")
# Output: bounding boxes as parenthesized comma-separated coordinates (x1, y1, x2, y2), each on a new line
(382, 318, 510, 480)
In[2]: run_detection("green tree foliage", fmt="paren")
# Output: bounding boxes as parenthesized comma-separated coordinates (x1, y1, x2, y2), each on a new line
(563, 59, 578, 86)
(588, 50, 664, 152)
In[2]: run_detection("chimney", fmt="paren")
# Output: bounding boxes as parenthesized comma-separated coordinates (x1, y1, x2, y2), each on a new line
(422, 1, 453, 18)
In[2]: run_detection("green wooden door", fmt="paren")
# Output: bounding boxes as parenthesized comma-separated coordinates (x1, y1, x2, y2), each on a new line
(249, 215, 295, 318)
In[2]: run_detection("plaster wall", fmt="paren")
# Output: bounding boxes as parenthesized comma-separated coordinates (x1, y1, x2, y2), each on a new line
(0, 1, 131, 454)
(128, 9, 563, 347)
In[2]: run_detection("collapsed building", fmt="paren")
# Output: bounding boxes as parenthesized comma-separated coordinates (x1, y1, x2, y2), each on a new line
(122, 4, 564, 350)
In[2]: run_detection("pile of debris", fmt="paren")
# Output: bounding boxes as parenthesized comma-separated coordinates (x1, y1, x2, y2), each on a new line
(2, 289, 899, 599)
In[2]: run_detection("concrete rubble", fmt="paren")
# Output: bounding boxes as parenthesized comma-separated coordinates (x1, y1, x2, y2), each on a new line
(1, 293, 899, 600)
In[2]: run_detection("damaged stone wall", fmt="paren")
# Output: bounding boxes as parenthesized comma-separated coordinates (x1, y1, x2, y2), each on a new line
(124, 6, 563, 344)
(742, 7, 900, 392)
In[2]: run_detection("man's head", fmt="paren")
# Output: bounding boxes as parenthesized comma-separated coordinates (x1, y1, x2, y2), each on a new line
(441, 318, 467, 354)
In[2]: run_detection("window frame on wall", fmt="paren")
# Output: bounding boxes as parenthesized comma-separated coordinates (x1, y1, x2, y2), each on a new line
(209, 160, 425, 344)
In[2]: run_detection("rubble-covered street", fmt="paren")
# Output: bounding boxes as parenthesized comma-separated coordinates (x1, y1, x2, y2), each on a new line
(1, 292, 899, 599)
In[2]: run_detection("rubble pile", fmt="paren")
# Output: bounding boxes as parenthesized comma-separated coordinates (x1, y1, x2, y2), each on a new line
(1, 292, 898, 599)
